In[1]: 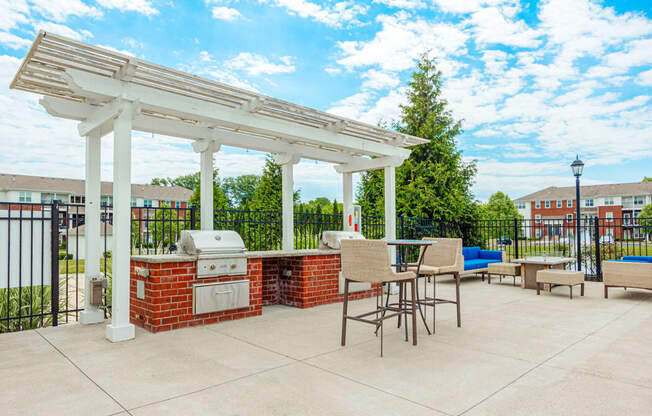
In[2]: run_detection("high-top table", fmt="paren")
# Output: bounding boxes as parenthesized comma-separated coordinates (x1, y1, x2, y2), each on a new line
(512, 256, 576, 289)
(385, 239, 436, 336)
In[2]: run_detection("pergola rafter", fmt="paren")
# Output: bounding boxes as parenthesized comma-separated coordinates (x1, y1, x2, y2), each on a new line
(10, 31, 428, 343)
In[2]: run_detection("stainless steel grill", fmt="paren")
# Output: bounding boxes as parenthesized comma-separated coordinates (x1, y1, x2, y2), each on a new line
(319, 231, 365, 250)
(179, 230, 247, 277)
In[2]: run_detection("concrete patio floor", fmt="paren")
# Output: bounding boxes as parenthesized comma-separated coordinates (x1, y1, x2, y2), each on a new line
(3, 277, 652, 415)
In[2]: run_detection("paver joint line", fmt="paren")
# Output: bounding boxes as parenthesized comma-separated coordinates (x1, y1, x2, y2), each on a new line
(456, 297, 648, 415)
(35, 329, 134, 416)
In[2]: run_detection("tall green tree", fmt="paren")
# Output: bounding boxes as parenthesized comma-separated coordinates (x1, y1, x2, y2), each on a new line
(250, 155, 300, 211)
(151, 173, 200, 190)
(481, 192, 521, 220)
(356, 54, 480, 242)
(640, 204, 652, 240)
(643, 176, 652, 182)
(222, 174, 261, 209)
(188, 169, 230, 213)
(480, 192, 522, 239)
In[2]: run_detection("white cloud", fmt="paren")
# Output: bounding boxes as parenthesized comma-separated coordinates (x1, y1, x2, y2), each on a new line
(636, 69, 652, 86)
(32, 21, 93, 41)
(225, 52, 295, 76)
(259, 0, 368, 28)
(0, 31, 31, 49)
(361, 69, 399, 90)
(212, 6, 243, 21)
(29, 0, 101, 22)
(0, 0, 29, 31)
(469, 6, 542, 47)
(324, 67, 341, 75)
(373, 0, 425, 9)
(337, 12, 468, 72)
(96, 0, 158, 16)
(199, 51, 213, 62)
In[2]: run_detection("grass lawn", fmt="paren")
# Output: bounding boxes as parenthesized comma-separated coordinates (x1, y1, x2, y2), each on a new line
(59, 259, 112, 274)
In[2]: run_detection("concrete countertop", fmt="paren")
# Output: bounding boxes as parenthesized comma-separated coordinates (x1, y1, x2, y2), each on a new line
(130, 249, 340, 263)
(245, 249, 340, 258)
(131, 254, 197, 263)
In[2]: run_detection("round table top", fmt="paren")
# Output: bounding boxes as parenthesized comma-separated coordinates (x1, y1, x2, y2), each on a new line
(384, 239, 437, 246)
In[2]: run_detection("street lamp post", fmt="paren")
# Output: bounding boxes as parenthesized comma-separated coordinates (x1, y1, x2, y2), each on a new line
(571, 156, 584, 271)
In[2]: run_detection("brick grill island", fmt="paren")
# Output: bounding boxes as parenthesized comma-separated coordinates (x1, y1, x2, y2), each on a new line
(130, 250, 379, 333)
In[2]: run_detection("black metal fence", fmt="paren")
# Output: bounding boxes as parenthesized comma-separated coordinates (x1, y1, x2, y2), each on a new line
(2, 200, 651, 333)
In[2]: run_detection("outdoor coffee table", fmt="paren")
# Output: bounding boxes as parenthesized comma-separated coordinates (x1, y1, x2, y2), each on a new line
(512, 256, 576, 290)
(384, 239, 436, 336)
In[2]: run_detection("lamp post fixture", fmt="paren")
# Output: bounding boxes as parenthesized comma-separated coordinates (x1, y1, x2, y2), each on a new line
(571, 156, 584, 271)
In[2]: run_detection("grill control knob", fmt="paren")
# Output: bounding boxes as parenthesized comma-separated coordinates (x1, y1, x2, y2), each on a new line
(209, 264, 216, 271)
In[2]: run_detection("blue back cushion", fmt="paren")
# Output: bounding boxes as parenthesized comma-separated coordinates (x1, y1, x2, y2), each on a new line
(622, 256, 652, 263)
(480, 250, 503, 260)
(463, 247, 481, 260)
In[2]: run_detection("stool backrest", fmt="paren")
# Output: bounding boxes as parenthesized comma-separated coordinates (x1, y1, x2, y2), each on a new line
(421, 237, 463, 269)
(340, 239, 391, 283)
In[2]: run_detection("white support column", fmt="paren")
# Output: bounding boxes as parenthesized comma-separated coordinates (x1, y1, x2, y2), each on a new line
(275, 153, 300, 250)
(79, 130, 104, 324)
(200, 150, 214, 231)
(384, 165, 397, 261)
(192, 140, 221, 231)
(342, 172, 353, 231)
(106, 102, 136, 342)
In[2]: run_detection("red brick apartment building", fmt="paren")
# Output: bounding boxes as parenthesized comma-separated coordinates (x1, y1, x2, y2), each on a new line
(514, 181, 652, 240)
(0, 173, 193, 231)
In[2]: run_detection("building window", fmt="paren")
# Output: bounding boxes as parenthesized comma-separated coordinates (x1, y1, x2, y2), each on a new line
(545, 200, 550, 208)
(175, 201, 180, 208)
(535, 214, 541, 224)
(567, 200, 573, 208)
(585, 199, 594, 207)
(634, 196, 644, 205)
(131, 197, 137, 207)
(18, 191, 32, 202)
(41, 193, 52, 203)
(70, 195, 85, 204)
(535, 229, 541, 238)
(606, 212, 613, 222)
(101, 196, 112, 207)
(624, 213, 631, 225)
(556, 200, 562, 208)
(535, 201, 540, 209)
(567, 214, 573, 222)
(143, 200, 153, 208)
(604, 197, 614, 206)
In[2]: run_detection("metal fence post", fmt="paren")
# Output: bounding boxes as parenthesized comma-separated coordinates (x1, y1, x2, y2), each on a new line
(399, 215, 404, 239)
(513, 218, 519, 259)
(50, 201, 59, 327)
(190, 205, 197, 230)
(594, 216, 601, 281)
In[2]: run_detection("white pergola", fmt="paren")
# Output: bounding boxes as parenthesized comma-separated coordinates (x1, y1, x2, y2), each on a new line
(10, 32, 428, 342)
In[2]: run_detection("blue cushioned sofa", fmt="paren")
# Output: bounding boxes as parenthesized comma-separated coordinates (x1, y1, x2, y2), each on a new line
(462, 247, 505, 278)
(616, 256, 652, 263)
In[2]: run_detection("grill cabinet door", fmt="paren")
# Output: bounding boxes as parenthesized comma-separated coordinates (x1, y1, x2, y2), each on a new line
(193, 280, 250, 315)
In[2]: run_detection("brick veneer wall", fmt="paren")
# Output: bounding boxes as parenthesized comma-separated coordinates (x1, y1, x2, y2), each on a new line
(274, 254, 379, 309)
(130, 258, 262, 333)
(261, 258, 280, 305)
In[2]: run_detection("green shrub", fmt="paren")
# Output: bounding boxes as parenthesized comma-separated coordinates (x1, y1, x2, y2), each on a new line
(0, 286, 53, 333)
(58, 253, 73, 260)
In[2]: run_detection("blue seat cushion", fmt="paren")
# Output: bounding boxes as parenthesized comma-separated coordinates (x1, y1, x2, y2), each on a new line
(463, 247, 481, 260)
(464, 259, 501, 271)
(479, 250, 503, 261)
(622, 256, 652, 263)
(613, 259, 651, 263)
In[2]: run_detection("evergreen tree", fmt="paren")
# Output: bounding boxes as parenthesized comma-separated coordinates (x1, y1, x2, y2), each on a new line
(356, 55, 480, 242)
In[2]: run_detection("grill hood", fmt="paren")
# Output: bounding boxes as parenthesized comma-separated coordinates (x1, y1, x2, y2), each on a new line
(319, 231, 365, 250)
(179, 230, 246, 256)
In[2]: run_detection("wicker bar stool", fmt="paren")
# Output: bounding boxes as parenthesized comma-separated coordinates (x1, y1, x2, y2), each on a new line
(340, 239, 418, 356)
(407, 238, 463, 334)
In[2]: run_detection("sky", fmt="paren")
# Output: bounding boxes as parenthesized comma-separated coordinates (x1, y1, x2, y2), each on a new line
(0, 0, 650, 203)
